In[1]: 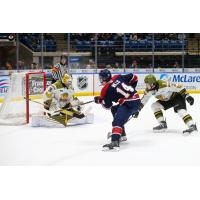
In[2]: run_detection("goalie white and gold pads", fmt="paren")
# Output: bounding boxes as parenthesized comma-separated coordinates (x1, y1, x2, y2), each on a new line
(31, 108, 94, 128)
(31, 80, 94, 127)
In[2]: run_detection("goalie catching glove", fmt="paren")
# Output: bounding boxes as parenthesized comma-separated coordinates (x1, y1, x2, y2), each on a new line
(44, 100, 51, 110)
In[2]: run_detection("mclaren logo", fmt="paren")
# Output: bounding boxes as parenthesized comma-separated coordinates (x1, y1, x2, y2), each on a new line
(160, 74, 172, 82)
(77, 76, 88, 90)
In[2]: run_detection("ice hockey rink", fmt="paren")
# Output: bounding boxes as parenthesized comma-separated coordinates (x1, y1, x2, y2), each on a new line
(0, 95, 199, 166)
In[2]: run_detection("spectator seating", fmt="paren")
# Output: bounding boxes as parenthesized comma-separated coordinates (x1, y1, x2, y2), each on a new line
(19, 34, 57, 52)
(70, 33, 187, 52)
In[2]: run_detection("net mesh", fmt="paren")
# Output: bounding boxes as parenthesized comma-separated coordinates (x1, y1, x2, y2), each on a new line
(0, 72, 45, 125)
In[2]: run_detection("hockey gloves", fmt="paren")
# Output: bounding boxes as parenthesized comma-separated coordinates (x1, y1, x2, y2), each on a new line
(133, 103, 144, 118)
(186, 95, 194, 105)
(133, 111, 139, 118)
(94, 96, 103, 104)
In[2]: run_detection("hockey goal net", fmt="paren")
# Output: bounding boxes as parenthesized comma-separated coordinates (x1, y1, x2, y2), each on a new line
(0, 71, 46, 125)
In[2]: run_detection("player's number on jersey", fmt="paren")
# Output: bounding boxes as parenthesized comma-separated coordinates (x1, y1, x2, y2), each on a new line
(112, 81, 134, 98)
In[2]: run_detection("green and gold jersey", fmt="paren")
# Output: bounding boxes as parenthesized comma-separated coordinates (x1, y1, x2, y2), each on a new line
(141, 79, 187, 105)
(43, 80, 75, 109)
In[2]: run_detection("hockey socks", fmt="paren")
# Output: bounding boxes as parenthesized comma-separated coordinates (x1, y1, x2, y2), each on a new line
(154, 110, 164, 122)
(103, 127, 122, 151)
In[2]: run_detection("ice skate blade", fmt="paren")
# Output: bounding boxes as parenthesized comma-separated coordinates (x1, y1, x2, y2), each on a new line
(102, 147, 120, 152)
(183, 130, 198, 136)
(153, 128, 167, 133)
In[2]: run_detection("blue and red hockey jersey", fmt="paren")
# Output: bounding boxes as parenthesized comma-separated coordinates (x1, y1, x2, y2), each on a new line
(100, 73, 140, 109)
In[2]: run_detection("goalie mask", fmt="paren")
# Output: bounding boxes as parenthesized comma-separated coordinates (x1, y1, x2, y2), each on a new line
(62, 74, 72, 87)
(144, 74, 157, 90)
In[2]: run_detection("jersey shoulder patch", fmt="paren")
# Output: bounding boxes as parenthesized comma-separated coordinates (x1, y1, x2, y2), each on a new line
(157, 80, 167, 89)
(170, 83, 183, 88)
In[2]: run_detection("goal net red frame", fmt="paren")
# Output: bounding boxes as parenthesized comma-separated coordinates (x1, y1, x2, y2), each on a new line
(26, 71, 46, 123)
(0, 71, 47, 125)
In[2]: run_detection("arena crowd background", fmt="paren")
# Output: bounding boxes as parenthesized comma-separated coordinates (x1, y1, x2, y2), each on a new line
(0, 33, 200, 71)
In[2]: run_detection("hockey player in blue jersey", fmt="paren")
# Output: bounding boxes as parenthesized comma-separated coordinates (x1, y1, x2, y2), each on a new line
(94, 69, 141, 151)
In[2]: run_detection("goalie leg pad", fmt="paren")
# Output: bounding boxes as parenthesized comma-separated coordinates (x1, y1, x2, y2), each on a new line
(68, 113, 94, 125)
(31, 115, 65, 128)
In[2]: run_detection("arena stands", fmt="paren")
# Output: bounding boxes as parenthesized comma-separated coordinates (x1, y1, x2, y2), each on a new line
(69, 33, 186, 52)
(1, 33, 200, 70)
(19, 33, 57, 52)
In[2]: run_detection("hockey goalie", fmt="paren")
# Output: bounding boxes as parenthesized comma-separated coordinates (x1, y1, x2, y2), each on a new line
(31, 73, 94, 127)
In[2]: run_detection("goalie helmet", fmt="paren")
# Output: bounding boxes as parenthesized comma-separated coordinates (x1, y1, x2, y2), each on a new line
(144, 74, 157, 90)
(99, 69, 112, 84)
(62, 73, 72, 87)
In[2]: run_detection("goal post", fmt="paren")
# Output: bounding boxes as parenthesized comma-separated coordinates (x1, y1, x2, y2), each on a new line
(25, 72, 46, 124)
(0, 71, 47, 125)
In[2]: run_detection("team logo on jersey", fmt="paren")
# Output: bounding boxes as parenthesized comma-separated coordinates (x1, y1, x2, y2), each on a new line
(77, 76, 88, 90)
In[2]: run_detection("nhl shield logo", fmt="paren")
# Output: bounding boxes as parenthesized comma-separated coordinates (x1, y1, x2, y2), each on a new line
(77, 76, 88, 90)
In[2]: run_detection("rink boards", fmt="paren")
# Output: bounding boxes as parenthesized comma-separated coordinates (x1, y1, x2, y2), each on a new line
(0, 71, 200, 102)
(72, 72, 200, 96)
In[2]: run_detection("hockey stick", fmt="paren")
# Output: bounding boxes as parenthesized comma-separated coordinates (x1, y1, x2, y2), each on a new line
(77, 100, 94, 106)
(24, 97, 94, 108)
(24, 97, 94, 115)
(23, 97, 45, 106)
(23, 97, 57, 115)
(127, 112, 139, 122)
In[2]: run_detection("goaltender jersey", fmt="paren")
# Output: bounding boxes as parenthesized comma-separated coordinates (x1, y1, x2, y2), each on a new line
(44, 77, 75, 111)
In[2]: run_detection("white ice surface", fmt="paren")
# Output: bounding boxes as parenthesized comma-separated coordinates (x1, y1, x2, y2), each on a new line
(0, 95, 199, 166)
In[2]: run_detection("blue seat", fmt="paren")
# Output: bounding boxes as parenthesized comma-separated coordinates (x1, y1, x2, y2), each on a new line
(83, 41, 91, 50)
(154, 40, 162, 49)
(147, 40, 153, 49)
(98, 41, 107, 46)
(76, 41, 84, 50)
(177, 40, 185, 49)
(162, 40, 169, 49)
(130, 41, 138, 49)
(138, 40, 147, 49)
(125, 41, 131, 50)
(169, 40, 179, 50)
(108, 41, 114, 45)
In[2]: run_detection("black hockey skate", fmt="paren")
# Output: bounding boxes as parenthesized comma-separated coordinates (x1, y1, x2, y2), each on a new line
(183, 124, 198, 135)
(120, 131, 127, 142)
(102, 141, 120, 151)
(153, 121, 167, 132)
(107, 131, 127, 142)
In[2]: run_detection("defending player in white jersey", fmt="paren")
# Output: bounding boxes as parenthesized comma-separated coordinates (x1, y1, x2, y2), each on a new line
(138, 74, 197, 134)
(32, 73, 93, 127)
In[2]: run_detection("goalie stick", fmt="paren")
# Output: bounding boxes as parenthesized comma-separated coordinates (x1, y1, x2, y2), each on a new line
(24, 97, 94, 108)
